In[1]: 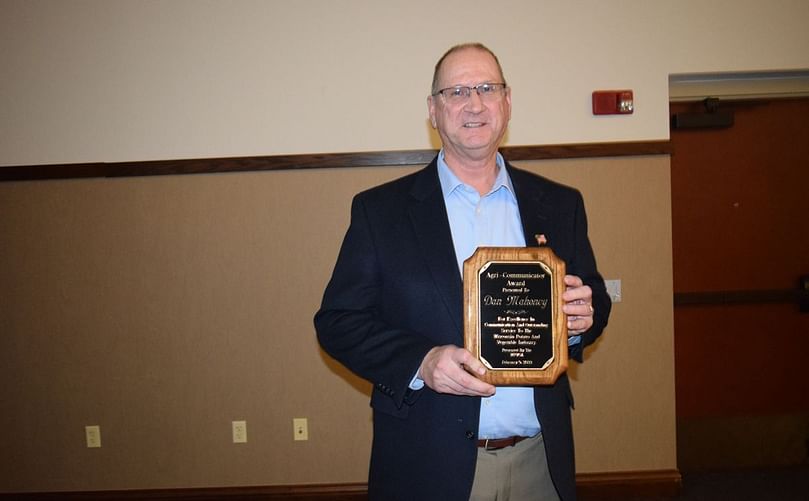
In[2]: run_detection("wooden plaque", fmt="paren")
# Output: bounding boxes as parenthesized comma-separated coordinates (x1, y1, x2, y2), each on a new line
(463, 246, 568, 385)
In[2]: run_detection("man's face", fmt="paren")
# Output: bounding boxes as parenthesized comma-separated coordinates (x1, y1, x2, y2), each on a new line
(428, 48, 511, 164)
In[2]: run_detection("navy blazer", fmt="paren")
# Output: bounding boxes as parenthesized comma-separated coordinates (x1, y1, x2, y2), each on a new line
(315, 157, 610, 501)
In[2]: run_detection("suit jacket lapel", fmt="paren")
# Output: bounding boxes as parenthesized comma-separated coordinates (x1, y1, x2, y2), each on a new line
(403, 160, 550, 340)
(407, 158, 464, 338)
(509, 163, 550, 248)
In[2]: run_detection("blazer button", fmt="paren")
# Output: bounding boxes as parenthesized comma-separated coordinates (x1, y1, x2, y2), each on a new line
(465, 430, 475, 440)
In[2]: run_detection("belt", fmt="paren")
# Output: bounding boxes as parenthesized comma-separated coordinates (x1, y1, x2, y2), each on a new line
(477, 436, 529, 451)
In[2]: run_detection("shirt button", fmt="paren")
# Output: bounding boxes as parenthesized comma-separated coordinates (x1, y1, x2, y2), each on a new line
(466, 430, 476, 440)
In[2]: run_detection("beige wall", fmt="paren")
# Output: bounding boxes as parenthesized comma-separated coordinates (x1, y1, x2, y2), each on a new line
(0, 155, 672, 491)
(2, 1, 809, 166)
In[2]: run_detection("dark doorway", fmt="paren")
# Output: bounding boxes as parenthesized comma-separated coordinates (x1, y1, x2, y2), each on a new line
(670, 97, 809, 471)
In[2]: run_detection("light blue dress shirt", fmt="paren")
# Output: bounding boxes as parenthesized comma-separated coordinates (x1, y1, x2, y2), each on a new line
(437, 150, 542, 439)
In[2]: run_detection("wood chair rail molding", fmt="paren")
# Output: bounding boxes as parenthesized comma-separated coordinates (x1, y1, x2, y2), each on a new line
(0, 141, 671, 182)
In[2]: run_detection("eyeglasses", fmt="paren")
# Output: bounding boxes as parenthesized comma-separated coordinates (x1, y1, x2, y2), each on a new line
(433, 83, 507, 104)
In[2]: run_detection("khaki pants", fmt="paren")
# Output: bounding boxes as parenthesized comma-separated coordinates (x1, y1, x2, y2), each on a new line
(469, 433, 561, 501)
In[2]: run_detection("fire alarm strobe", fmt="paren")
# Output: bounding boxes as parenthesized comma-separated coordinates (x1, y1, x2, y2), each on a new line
(592, 90, 634, 115)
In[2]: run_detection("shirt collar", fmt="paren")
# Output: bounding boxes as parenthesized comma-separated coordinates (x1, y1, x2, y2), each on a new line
(436, 150, 516, 200)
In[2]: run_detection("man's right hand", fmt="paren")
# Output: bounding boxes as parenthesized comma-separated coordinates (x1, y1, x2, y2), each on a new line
(418, 345, 496, 396)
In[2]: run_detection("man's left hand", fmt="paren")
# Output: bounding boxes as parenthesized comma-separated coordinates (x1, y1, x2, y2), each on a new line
(562, 275, 594, 335)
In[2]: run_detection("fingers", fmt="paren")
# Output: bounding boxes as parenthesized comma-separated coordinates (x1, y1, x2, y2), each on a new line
(567, 314, 593, 335)
(563, 274, 588, 301)
(419, 346, 496, 397)
(563, 274, 594, 335)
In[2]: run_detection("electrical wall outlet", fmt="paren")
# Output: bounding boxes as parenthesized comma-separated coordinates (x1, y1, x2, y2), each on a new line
(293, 418, 308, 441)
(605, 279, 622, 303)
(232, 420, 247, 443)
(85, 425, 101, 448)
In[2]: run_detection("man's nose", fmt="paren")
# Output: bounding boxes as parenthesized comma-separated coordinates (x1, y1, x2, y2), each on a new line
(464, 91, 485, 111)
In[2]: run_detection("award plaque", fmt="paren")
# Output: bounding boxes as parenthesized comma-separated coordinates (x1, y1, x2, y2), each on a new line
(463, 246, 568, 386)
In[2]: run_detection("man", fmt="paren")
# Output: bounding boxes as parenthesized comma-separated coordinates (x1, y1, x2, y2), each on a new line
(315, 43, 610, 501)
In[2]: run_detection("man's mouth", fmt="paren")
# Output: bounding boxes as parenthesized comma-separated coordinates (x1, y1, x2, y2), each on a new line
(463, 122, 486, 128)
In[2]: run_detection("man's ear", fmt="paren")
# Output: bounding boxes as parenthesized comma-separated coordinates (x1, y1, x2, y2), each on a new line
(505, 87, 512, 121)
(427, 95, 437, 128)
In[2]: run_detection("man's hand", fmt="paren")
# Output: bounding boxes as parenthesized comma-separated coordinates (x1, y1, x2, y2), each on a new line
(418, 345, 496, 396)
(562, 275, 595, 335)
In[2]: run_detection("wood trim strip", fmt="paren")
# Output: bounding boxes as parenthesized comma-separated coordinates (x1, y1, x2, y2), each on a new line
(577, 469, 682, 499)
(674, 288, 808, 306)
(0, 141, 671, 182)
(0, 470, 682, 500)
(503, 140, 671, 161)
(1, 482, 368, 500)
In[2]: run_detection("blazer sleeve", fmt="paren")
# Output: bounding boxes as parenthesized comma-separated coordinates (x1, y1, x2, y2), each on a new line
(567, 190, 611, 362)
(314, 194, 435, 408)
